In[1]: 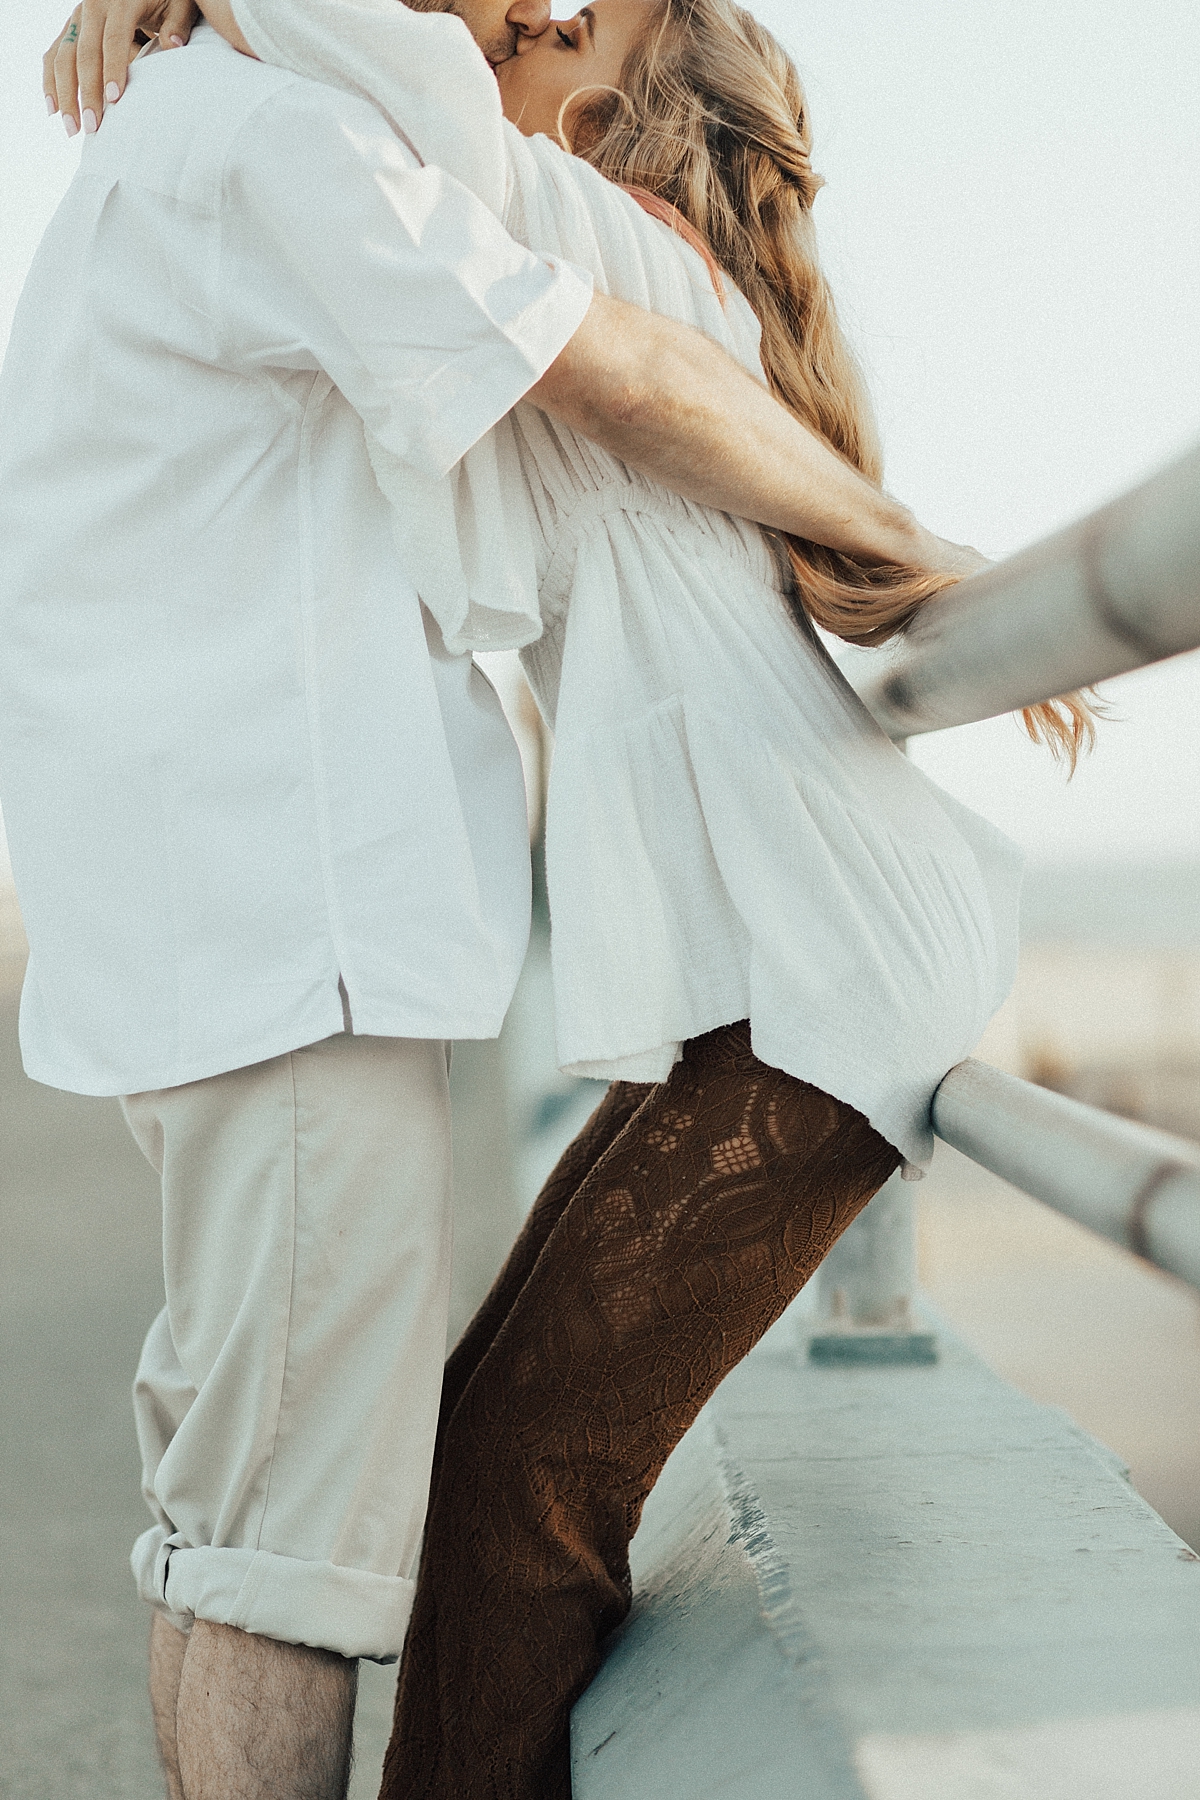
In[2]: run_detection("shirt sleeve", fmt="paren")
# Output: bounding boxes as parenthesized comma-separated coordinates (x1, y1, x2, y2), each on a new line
(221, 80, 594, 478)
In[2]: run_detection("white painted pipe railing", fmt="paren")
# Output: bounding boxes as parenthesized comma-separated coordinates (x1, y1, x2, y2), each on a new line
(853, 440, 1200, 739)
(824, 446, 1200, 1339)
(933, 1058, 1200, 1294)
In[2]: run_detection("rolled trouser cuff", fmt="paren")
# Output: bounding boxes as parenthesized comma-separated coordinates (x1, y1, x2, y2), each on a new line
(132, 1527, 412, 1662)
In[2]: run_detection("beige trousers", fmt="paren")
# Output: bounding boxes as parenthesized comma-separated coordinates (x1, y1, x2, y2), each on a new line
(122, 1031, 452, 1662)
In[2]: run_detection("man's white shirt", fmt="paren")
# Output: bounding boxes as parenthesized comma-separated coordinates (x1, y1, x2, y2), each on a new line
(0, 27, 592, 1094)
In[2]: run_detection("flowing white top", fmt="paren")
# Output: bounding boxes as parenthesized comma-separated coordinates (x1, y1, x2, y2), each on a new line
(502, 138, 1022, 1166)
(0, 29, 592, 1094)
(234, 1, 1024, 1165)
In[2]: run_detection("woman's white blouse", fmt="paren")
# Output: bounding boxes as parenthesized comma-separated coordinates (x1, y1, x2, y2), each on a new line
(499, 134, 1023, 1168)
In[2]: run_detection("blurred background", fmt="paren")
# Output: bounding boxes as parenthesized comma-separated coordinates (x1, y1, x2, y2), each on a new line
(2, 0, 1199, 1793)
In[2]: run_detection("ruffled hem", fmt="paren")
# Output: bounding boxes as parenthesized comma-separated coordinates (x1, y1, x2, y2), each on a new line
(545, 694, 1022, 1170)
(561, 1017, 939, 1170)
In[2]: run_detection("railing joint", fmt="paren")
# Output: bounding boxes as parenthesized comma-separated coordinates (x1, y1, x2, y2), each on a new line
(1126, 1159, 1190, 1262)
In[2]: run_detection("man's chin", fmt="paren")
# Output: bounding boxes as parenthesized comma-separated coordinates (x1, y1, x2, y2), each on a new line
(479, 31, 519, 68)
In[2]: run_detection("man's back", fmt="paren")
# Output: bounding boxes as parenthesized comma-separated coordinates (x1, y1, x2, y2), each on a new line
(0, 27, 590, 1096)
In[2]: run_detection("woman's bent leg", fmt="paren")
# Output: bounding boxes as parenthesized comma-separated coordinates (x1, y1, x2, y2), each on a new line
(383, 1023, 899, 1800)
(437, 1079, 649, 1443)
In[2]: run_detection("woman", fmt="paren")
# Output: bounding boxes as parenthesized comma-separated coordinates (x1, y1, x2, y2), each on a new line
(370, 10, 1091, 1792)
(55, 0, 1091, 1790)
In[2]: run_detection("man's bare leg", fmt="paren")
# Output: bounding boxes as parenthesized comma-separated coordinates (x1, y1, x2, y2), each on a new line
(149, 1612, 189, 1800)
(154, 1619, 357, 1800)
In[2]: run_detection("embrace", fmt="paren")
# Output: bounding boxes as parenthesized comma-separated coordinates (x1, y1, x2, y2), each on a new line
(6, 0, 1091, 1794)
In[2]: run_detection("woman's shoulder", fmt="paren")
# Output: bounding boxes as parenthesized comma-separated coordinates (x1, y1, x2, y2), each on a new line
(504, 125, 665, 266)
(504, 125, 763, 373)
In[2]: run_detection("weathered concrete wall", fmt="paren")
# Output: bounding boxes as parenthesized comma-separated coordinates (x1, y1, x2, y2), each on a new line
(573, 1310, 1200, 1799)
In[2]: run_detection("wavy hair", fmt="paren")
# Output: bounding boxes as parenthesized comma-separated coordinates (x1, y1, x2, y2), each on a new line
(559, 0, 1095, 767)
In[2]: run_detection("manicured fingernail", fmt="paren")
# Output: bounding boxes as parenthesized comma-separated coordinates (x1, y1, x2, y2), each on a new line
(82, 108, 98, 134)
(106, 82, 120, 103)
(169, 35, 184, 47)
(45, 93, 57, 115)
(63, 115, 79, 137)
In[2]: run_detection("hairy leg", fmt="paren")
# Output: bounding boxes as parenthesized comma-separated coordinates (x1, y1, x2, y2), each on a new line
(175, 1620, 358, 1800)
(385, 1023, 899, 1800)
(149, 1612, 188, 1800)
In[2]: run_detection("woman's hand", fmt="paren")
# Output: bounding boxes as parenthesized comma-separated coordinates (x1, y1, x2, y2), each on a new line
(44, 0, 199, 136)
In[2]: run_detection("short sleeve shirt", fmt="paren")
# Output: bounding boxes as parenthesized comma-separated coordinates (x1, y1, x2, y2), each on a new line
(0, 28, 593, 1094)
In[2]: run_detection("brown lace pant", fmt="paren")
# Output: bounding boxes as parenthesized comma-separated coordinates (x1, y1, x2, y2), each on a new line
(381, 1022, 899, 1800)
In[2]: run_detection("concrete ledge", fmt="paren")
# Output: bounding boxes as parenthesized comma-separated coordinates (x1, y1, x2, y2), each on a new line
(572, 1308, 1200, 1799)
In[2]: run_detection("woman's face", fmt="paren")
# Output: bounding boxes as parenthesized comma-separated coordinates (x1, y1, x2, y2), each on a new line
(495, 0, 654, 139)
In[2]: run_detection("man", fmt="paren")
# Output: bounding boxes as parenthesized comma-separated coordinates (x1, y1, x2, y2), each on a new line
(12, 3, 967, 1796)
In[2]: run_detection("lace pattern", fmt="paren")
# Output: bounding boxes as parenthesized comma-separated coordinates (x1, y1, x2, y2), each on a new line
(382, 1022, 899, 1800)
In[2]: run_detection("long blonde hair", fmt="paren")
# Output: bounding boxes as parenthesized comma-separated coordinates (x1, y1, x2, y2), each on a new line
(560, 0, 1095, 766)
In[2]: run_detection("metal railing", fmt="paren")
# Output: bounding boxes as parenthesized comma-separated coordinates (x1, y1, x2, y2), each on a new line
(853, 439, 1200, 740)
(812, 439, 1200, 1348)
(934, 1058, 1200, 1293)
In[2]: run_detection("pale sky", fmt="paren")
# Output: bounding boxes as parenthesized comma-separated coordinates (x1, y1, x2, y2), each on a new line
(3, 0, 1199, 868)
